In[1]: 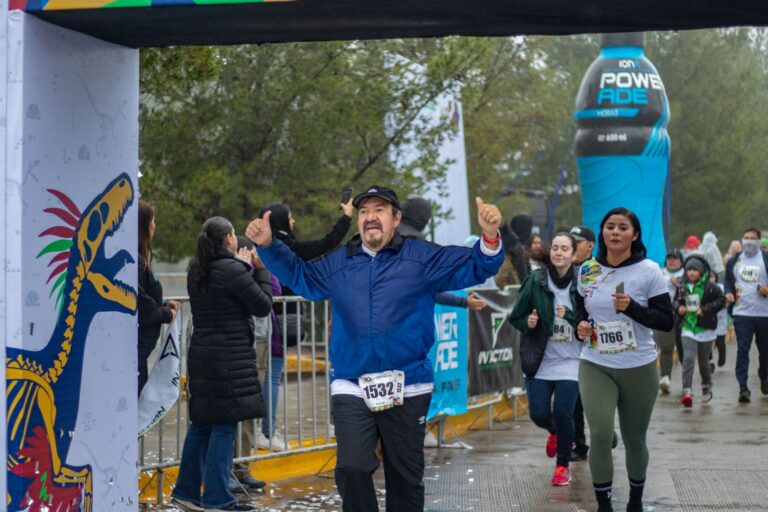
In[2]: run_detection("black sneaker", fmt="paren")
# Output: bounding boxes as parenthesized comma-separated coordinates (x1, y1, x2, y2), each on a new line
(240, 474, 267, 489)
(626, 500, 643, 512)
(570, 450, 588, 462)
(204, 503, 256, 512)
(702, 385, 713, 403)
(717, 350, 726, 367)
(738, 387, 751, 403)
(761, 379, 768, 395)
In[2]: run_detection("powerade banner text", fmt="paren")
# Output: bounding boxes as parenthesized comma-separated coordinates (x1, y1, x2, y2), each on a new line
(574, 33, 670, 264)
(427, 299, 468, 420)
(467, 288, 522, 396)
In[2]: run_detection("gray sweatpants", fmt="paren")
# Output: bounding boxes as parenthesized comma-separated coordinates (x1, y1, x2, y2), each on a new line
(681, 336, 713, 391)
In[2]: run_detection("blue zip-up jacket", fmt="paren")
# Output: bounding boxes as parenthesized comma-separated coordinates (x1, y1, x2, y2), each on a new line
(258, 232, 503, 385)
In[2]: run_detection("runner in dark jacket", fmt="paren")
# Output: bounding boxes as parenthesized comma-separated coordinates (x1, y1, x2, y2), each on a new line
(249, 186, 504, 512)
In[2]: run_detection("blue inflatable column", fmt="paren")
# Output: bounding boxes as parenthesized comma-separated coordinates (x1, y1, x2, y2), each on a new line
(574, 32, 671, 264)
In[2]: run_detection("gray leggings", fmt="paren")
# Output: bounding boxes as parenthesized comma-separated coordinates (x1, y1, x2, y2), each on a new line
(681, 337, 713, 390)
(579, 359, 659, 484)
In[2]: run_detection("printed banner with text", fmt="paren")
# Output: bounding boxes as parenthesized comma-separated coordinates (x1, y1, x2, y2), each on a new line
(467, 287, 522, 396)
(427, 296, 468, 420)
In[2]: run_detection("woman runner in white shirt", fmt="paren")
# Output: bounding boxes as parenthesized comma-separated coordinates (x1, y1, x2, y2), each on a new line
(574, 208, 674, 512)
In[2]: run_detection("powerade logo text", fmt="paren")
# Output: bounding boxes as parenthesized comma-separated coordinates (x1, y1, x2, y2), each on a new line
(598, 59, 662, 106)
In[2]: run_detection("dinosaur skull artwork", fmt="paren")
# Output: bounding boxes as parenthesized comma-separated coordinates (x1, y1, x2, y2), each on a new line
(76, 174, 137, 312)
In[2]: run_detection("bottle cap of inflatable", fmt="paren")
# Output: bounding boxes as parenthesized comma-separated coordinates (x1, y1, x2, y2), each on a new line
(600, 32, 645, 48)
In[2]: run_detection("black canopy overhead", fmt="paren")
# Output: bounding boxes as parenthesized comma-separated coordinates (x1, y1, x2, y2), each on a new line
(32, 0, 768, 48)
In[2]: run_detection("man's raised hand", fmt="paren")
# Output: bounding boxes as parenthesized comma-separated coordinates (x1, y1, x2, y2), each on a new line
(475, 197, 501, 241)
(246, 211, 273, 247)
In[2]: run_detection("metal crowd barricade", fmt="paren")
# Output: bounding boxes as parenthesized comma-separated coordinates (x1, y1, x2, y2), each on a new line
(138, 295, 335, 506)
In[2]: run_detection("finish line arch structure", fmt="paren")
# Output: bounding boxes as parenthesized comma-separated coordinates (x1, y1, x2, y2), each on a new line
(0, 2, 765, 510)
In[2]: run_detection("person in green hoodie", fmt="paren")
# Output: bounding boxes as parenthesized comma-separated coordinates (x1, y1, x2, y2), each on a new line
(673, 255, 726, 407)
(508, 232, 585, 487)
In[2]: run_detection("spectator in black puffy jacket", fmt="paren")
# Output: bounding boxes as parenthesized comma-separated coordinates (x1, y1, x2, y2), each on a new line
(137, 200, 180, 396)
(171, 216, 273, 512)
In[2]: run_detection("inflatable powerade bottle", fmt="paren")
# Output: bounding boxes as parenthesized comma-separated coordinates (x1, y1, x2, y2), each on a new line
(574, 32, 670, 264)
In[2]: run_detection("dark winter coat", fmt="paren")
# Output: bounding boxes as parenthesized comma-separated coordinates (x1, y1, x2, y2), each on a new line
(138, 257, 173, 360)
(138, 257, 173, 394)
(186, 248, 273, 425)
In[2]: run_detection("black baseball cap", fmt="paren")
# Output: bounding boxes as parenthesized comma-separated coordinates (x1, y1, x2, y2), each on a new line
(352, 185, 401, 211)
(570, 225, 595, 243)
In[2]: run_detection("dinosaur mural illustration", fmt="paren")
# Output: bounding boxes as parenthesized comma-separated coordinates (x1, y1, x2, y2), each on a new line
(5, 173, 137, 512)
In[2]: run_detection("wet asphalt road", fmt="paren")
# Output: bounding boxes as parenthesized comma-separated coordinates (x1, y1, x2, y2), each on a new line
(159, 340, 768, 512)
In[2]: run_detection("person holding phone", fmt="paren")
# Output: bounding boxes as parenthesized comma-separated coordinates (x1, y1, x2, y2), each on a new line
(574, 208, 674, 512)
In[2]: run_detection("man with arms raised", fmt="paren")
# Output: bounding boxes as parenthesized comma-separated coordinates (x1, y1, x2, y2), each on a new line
(247, 186, 503, 512)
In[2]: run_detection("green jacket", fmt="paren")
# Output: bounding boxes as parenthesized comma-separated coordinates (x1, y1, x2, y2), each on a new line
(508, 267, 580, 337)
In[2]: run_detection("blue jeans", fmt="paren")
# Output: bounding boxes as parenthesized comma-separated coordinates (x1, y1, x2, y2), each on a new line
(172, 422, 237, 509)
(525, 378, 580, 466)
(733, 315, 768, 388)
(262, 356, 285, 437)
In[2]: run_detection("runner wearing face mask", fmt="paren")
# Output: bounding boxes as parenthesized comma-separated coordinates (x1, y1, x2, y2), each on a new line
(724, 228, 768, 403)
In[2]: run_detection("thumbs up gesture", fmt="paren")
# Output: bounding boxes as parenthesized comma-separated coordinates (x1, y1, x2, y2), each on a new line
(528, 309, 539, 329)
(476, 197, 501, 245)
(246, 211, 273, 247)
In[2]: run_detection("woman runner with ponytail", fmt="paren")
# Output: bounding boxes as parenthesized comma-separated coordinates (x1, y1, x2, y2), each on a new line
(574, 208, 674, 512)
(171, 217, 273, 512)
(508, 232, 585, 487)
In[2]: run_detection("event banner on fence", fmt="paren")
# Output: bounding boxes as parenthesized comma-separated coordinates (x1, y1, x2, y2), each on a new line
(427, 298, 468, 420)
(468, 287, 523, 396)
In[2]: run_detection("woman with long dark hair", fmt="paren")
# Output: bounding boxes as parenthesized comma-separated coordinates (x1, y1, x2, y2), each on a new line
(137, 200, 180, 396)
(574, 208, 674, 512)
(171, 216, 273, 512)
(508, 232, 584, 487)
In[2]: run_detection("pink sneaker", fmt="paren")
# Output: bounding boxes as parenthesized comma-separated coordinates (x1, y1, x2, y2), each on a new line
(546, 434, 557, 458)
(551, 464, 571, 486)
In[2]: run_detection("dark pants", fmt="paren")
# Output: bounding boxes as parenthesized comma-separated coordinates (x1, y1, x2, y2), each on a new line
(657, 324, 683, 378)
(734, 315, 768, 388)
(525, 378, 579, 466)
(332, 393, 431, 512)
(573, 394, 588, 456)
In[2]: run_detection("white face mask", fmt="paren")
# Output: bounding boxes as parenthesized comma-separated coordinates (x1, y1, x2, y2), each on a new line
(742, 238, 760, 257)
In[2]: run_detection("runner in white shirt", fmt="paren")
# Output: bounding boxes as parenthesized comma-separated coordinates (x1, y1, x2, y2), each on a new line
(723, 227, 768, 403)
(574, 208, 674, 512)
(508, 233, 584, 488)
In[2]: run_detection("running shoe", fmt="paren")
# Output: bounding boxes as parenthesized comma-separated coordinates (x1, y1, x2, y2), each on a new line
(761, 378, 768, 396)
(551, 465, 571, 486)
(658, 375, 671, 395)
(204, 503, 256, 512)
(546, 434, 557, 458)
(171, 497, 204, 512)
(681, 389, 693, 408)
(702, 385, 713, 403)
(570, 449, 588, 462)
(717, 350, 726, 367)
(739, 387, 751, 403)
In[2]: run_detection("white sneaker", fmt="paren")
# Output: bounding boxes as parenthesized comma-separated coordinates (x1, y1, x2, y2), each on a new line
(255, 431, 289, 452)
(659, 375, 671, 395)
